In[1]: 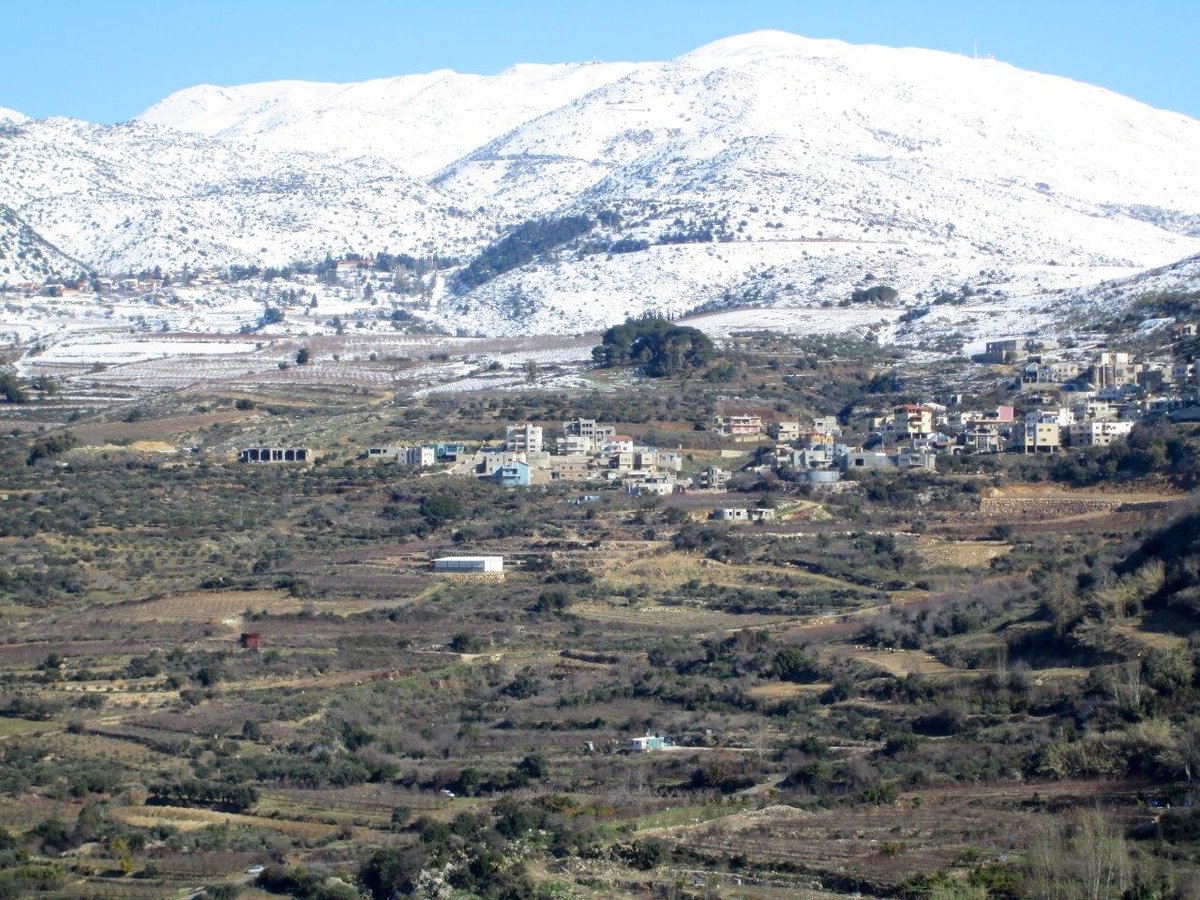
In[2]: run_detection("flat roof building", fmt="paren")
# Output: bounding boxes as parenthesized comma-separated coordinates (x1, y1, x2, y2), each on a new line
(433, 556, 504, 573)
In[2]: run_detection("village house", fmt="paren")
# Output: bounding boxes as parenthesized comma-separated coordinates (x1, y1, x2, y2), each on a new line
(1172, 322, 1197, 340)
(559, 418, 616, 453)
(696, 466, 730, 491)
(626, 474, 676, 496)
(841, 451, 895, 471)
(548, 454, 596, 482)
(978, 339, 1025, 364)
(769, 421, 801, 442)
(714, 414, 763, 436)
(811, 415, 841, 436)
(366, 445, 435, 466)
(1020, 409, 1072, 453)
(893, 404, 935, 439)
(1068, 420, 1135, 447)
(1089, 351, 1142, 390)
(505, 423, 543, 454)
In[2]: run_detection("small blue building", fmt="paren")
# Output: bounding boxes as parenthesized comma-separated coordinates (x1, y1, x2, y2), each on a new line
(491, 460, 532, 486)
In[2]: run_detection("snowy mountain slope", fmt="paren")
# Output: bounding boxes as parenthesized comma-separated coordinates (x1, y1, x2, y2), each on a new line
(0, 107, 29, 126)
(2, 30, 1200, 340)
(137, 62, 647, 178)
(428, 31, 1200, 332)
(0, 116, 487, 274)
(0, 204, 91, 284)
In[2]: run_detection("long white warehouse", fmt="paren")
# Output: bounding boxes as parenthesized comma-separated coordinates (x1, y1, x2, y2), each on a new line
(433, 556, 504, 573)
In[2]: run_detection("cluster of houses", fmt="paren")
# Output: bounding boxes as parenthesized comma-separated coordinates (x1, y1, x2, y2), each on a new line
(714, 341, 1197, 480)
(981, 340, 1196, 404)
(369, 419, 718, 496)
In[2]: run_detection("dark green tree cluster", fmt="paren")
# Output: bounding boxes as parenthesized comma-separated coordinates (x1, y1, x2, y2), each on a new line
(851, 284, 899, 303)
(147, 779, 257, 813)
(592, 316, 714, 377)
(0, 370, 27, 404)
(1052, 423, 1200, 489)
(26, 431, 78, 466)
(455, 215, 594, 290)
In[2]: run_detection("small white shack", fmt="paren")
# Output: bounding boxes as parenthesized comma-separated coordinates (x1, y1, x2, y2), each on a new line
(628, 733, 673, 752)
(433, 556, 504, 574)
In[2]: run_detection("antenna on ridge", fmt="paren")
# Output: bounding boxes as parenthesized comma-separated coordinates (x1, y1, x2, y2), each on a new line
(973, 40, 978, 59)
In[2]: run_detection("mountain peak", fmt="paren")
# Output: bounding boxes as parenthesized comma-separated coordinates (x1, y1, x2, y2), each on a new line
(684, 29, 844, 60)
(0, 106, 30, 126)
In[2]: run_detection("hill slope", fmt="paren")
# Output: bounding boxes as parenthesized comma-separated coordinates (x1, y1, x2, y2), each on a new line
(0, 117, 485, 275)
(0, 204, 91, 284)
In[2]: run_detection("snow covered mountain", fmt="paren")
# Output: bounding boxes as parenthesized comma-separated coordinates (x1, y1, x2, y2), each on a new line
(433, 32, 1200, 332)
(138, 62, 647, 178)
(0, 116, 484, 274)
(2, 30, 1199, 337)
(0, 204, 90, 284)
(0, 106, 29, 126)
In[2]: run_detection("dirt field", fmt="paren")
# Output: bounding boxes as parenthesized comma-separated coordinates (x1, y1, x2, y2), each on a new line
(112, 804, 341, 841)
(601, 551, 871, 594)
(69, 409, 262, 445)
(572, 600, 796, 633)
(914, 538, 1010, 569)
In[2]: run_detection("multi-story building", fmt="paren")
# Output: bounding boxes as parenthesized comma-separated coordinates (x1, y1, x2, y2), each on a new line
(770, 421, 801, 442)
(980, 339, 1025, 364)
(1021, 410, 1069, 453)
(893, 404, 934, 439)
(505, 423, 543, 454)
(1068, 420, 1135, 447)
(811, 415, 842, 436)
(1090, 352, 1141, 390)
(696, 466, 730, 490)
(714, 415, 763, 436)
(561, 418, 615, 453)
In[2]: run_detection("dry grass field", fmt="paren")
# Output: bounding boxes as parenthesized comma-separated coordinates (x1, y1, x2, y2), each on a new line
(913, 537, 1010, 569)
(111, 805, 341, 841)
(571, 600, 796, 633)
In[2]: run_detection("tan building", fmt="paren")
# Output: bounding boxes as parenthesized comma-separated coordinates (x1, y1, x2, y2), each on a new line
(1021, 411, 1066, 453)
(893, 404, 934, 439)
(770, 421, 801, 442)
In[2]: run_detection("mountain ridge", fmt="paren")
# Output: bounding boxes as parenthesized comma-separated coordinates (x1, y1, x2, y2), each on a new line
(1, 30, 1198, 337)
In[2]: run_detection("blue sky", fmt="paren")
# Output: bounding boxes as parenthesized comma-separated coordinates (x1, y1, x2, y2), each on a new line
(3, 0, 1197, 122)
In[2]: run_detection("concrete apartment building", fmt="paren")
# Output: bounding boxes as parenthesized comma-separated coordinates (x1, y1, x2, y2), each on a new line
(505, 423, 543, 454)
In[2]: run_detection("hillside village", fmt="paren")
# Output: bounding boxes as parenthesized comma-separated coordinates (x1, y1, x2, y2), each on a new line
(5, 26, 1200, 900)
(328, 336, 1200, 501)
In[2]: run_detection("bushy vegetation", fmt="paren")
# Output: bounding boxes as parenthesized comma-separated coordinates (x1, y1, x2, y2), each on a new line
(1051, 422, 1200, 488)
(592, 316, 714, 376)
(2, 339, 1200, 896)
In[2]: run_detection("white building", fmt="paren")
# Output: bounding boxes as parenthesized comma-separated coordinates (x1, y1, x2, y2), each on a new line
(368, 445, 436, 466)
(433, 556, 504, 574)
(505, 423, 543, 454)
(1069, 420, 1135, 447)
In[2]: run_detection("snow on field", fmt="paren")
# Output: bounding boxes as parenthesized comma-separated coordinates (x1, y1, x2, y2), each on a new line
(682, 305, 900, 338)
(31, 336, 257, 366)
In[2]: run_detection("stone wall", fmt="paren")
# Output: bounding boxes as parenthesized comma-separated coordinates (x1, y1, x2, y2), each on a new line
(978, 497, 1170, 518)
